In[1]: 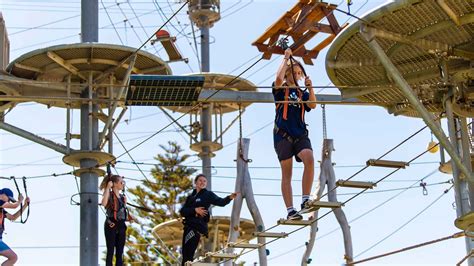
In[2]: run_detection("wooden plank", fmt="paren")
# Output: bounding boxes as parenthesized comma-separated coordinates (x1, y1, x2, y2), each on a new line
(46, 51, 87, 81)
(253, 232, 288, 238)
(366, 159, 409, 169)
(262, 34, 280, 60)
(206, 252, 238, 259)
(306, 200, 343, 209)
(336, 180, 376, 189)
(252, 1, 343, 64)
(14, 63, 43, 73)
(277, 218, 315, 226)
(228, 242, 263, 249)
(155, 30, 184, 62)
(308, 23, 335, 34)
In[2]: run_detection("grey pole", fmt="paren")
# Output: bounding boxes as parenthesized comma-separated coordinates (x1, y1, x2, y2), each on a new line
(460, 117, 474, 209)
(81, 1, 99, 265)
(200, 18, 212, 190)
(445, 101, 470, 216)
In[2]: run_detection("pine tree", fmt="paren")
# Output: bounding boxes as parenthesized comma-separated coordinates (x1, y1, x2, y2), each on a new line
(124, 141, 196, 264)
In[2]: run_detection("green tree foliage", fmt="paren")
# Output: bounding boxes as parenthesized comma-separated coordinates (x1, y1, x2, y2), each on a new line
(124, 141, 196, 264)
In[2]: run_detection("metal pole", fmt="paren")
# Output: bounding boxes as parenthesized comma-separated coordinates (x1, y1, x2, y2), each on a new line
(359, 25, 474, 182)
(108, 75, 114, 154)
(459, 117, 474, 266)
(81, 0, 98, 43)
(200, 18, 212, 190)
(66, 75, 71, 153)
(80, 1, 99, 265)
(446, 102, 469, 216)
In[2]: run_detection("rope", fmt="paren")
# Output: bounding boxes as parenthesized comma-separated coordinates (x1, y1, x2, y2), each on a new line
(457, 249, 474, 266)
(238, 103, 252, 163)
(192, 135, 450, 264)
(350, 231, 464, 265)
(322, 104, 327, 139)
(353, 185, 454, 259)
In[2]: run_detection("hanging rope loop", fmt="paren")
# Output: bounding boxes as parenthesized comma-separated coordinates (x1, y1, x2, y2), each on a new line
(238, 103, 252, 163)
(322, 104, 327, 139)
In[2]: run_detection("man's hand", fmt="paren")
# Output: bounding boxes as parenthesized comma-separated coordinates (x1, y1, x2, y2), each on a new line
(229, 192, 239, 200)
(195, 207, 208, 217)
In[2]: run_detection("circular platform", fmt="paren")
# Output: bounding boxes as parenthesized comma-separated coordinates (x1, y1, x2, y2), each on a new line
(152, 216, 256, 247)
(326, 0, 474, 118)
(455, 211, 474, 231)
(72, 167, 106, 177)
(63, 151, 115, 167)
(3, 43, 171, 109)
(190, 141, 223, 154)
(164, 73, 257, 115)
(439, 154, 474, 175)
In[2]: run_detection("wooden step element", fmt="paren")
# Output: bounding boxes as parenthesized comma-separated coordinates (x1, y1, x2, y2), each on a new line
(251, 1, 346, 65)
(91, 112, 109, 123)
(277, 218, 315, 226)
(306, 200, 343, 210)
(336, 180, 376, 189)
(228, 242, 263, 249)
(253, 232, 288, 238)
(206, 252, 238, 259)
(366, 159, 409, 169)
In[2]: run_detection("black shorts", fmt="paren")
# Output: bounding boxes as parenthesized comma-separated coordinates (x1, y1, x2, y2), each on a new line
(274, 135, 312, 162)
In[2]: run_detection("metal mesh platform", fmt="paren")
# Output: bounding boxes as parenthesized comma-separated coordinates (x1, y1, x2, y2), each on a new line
(126, 75, 205, 106)
(326, 0, 474, 118)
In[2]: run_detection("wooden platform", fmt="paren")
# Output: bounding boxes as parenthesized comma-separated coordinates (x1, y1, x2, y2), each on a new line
(252, 0, 346, 65)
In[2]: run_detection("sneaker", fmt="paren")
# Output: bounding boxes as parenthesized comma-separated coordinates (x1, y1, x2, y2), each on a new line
(287, 209, 303, 220)
(300, 199, 310, 211)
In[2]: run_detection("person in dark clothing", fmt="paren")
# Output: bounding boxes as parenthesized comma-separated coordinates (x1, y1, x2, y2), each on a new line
(0, 188, 30, 266)
(100, 175, 135, 266)
(179, 174, 237, 265)
(273, 48, 317, 220)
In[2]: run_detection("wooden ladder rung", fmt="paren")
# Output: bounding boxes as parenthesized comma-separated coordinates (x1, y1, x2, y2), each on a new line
(277, 218, 315, 226)
(366, 159, 408, 168)
(336, 180, 376, 189)
(228, 242, 263, 249)
(307, 200, 342, 209)
(206, 252, 239, 259)
(253, 232, 288, 238)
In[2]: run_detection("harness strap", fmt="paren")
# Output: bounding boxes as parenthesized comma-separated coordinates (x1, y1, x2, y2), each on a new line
(274, 125, 307, 144)
(112, 192, 118, 221)
(298, 89, 304, 121)
(283, 88, 289, 120)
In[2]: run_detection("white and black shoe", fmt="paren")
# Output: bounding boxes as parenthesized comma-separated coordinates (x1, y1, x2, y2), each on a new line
(287, 209, 303, 220)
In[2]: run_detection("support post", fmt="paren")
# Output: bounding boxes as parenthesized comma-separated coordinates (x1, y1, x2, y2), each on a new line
(359, 24, 474, 183)
(226, 138, 267, 266)
(200, 18, 213, 191)
(80, 1, 99, 265)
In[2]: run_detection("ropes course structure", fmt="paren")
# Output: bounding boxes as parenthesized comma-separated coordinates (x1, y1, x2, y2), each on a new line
(0, 0, 473, 265)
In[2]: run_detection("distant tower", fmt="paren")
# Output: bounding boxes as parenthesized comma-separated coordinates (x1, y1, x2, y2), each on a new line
(187, 0, 221, 190)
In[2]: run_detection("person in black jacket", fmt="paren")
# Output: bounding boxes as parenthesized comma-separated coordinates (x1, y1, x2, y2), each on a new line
(179, 174, 237, 265)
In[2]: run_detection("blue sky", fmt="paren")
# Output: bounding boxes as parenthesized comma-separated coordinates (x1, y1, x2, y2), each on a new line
(0, 0, 465, 265)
